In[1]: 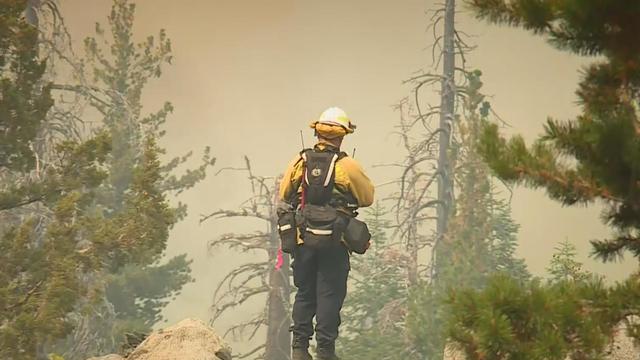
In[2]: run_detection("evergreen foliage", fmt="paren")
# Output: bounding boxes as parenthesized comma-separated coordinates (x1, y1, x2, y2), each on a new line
(0, 1, 214, 357)
(469, 0, 640, 263)
(435, 72, 529, 289)
(443, 1, 640, 357)
(546, 240, 591, 283)
(446, 274, 617, 360)
(0, 134, 111, 359)
(0, 1, 109, 356)
(337, 70, 529, 358)
(0, 0, 52, 175)
(55, 1, 214, 355)
(407, 71, 530, 358)
(339, 203, 414, 359)
(468, 0, 640, 59)
(445, 245, 613, 359)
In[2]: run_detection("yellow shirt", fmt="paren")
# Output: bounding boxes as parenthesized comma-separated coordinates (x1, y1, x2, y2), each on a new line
(279, 145, 375, 207)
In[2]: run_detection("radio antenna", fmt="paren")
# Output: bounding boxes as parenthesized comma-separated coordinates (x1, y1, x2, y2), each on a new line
(300, 130, 306, 150)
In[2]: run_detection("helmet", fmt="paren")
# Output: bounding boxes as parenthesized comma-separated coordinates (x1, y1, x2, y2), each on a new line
(312, 107, 356, 134)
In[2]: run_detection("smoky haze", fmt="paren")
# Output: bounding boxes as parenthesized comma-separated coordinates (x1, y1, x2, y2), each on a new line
(61, 0, 635, 353)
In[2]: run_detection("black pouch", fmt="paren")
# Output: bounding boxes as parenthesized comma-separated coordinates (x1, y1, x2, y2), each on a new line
(332, 214, 350, 243)
(277, 211, 297, 254)
(301, 204, 337, 248)
(344, 217, 371, 254)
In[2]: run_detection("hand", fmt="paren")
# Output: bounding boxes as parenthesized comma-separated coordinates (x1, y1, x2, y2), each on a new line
(276, 201, 293, 216)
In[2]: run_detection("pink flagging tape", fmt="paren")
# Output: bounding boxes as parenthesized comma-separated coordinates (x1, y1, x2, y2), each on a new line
(275, 248, 284, 270)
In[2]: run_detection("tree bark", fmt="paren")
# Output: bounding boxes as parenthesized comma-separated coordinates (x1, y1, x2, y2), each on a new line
(434, 0, 456, 280)
(265, 180, 291, 360)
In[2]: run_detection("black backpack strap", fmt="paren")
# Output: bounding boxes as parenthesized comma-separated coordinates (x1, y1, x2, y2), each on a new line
(299, 147, 313, 158)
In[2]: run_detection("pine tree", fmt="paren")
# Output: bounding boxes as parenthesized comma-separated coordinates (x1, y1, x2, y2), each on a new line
(486, 198, 529, 281)
(338, 203, 414, 359)
(469, 0, 640, 264)
(0, 134, 112, 359)
(0, 0, 53, 207)
(0, 2, 118, 356)
(472, 0, 640, 319)
(444, 1, 640, 357)
(546, 240, 591, 283)
(435, 71, 529, 291)
(79, 0, 213, 343)
(446, 274, 616, 360)
(445, 240, 603, 359)
(407, 70, 529, 358)
(31, 1, 216, 357)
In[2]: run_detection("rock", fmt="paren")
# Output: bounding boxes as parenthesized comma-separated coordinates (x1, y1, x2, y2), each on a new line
(601, 322, 639, 360)
(443, 343, 465, 360)
(127, 318, 232, 360)
(86, 356, 124, 360)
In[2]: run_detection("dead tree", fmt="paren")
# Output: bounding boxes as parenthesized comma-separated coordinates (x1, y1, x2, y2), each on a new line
(202, 157, 291, 360)
(394, 0, 478, 283)
(434, 0, 456, 280)
(387, 99, 440, 286)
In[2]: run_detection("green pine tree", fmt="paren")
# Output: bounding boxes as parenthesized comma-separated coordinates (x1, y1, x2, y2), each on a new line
(446, 274, 616, 360)
(0, 2, 119, 356)
(444, 1, 640, 357)
(470, 0, 640, 263)
(338, 203, 414, 359)
(89, 0, 209, 326)
(0, 0, 53, 210)
(0, 134, 113, 359)
(407, 70, 530, 358)
(546, 240, 591, 283)
(0, 0, 51, 175)
(47, 1, 215, 357)
(486, 198, 529, 281)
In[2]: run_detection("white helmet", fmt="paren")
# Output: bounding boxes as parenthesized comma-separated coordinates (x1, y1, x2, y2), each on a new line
(316, 107, 356, 133)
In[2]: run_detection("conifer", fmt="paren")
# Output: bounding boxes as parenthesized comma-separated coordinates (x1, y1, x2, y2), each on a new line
(445, 1, 640, 357)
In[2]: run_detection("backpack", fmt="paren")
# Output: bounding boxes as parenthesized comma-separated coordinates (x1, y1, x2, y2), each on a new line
(278, 147, 370, 253)
(300, 148, 347, 206)
(297, 148, 349, 248)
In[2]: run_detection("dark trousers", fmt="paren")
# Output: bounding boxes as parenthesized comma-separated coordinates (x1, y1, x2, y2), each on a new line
(291, 241, 350, 353)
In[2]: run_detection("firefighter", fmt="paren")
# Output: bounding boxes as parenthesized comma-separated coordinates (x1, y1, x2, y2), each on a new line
(279, 107, 375, 360)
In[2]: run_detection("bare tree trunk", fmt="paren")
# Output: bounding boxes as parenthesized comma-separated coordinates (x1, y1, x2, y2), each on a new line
(407, 190, 419, 286)
(434, 0, 456, 280)
(265, 180, 291, 360)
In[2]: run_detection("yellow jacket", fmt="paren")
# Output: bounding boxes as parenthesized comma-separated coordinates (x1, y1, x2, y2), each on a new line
(279, 145, 375, 208)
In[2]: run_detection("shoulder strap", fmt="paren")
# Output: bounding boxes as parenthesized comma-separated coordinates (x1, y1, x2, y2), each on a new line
(299, 147, 313, 158)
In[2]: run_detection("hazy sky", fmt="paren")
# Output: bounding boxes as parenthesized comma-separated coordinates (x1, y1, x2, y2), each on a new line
(60, 0, 635, 351)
